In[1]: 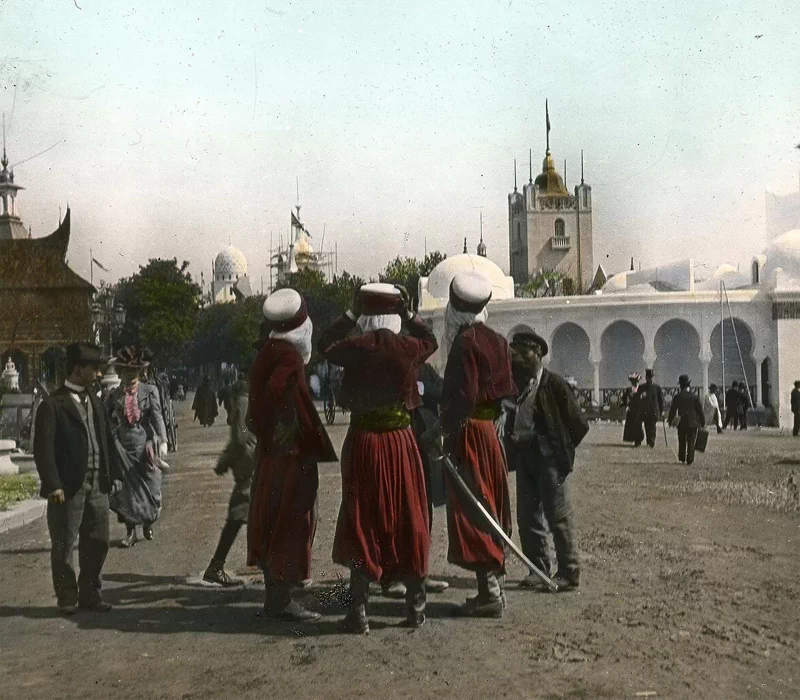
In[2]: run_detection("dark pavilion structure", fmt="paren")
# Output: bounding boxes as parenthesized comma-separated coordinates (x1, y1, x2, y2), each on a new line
(0, 145, 94, 388)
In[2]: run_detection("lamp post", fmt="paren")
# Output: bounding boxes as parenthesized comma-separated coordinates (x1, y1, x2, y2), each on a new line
(91, 296, 127, 391)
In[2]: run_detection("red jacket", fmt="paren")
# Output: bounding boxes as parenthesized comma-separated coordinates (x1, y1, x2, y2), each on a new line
(441, 323, 517, 435)
(249, 338, 337, 462)
(319, 314, 438, 414)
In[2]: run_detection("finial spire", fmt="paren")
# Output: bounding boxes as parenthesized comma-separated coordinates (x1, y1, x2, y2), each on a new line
(513, 159, 517, 192)
(479, 210, 483, 242)
(545, 99, 551, 154)
(463, 237, 467, 254)
(1, 113, 7, 170)
(564, 159, 567, 186)
(529, 148, 533, 183)
(581, 149, 585, 184)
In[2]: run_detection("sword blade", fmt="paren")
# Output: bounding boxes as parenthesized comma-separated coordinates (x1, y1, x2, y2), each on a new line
(437, 450, 558, 591)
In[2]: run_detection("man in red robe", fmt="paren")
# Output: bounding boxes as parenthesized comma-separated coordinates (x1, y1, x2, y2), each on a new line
(441, 271, 517, 618)
(319, 282, 437, 633)
(247, 289, 337, 622)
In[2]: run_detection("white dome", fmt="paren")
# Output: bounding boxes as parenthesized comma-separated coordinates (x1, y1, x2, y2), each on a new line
(763, 229, 800, 284)
(425, 254, 514, 301)
(214, 245, 248, 280)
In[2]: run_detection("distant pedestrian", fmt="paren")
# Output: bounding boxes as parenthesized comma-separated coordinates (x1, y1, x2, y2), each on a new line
(33, 343, 123, 615)
(204, 373, 256, 586)
(193, 376, 218, 427)
(723, 382, 740, 430)
(622, 372, 644, 447)
(791, 381, 800, 437)
(638, 369, 664, 448)
(737, 382, 750, 430)
(704, 384, 723, 434)
(667, 375, 705, 465)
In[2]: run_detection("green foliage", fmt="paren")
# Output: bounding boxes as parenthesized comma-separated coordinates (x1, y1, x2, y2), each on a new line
(518, 268, 582, 298)
(192, 295, 266, 371)
(114, 259, 202, 367)
(0, 474, 38, 511)
(378, 251, 446, 309)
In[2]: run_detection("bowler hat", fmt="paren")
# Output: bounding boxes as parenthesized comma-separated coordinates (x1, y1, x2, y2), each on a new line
(65, 343, 104, 368)
(511, 331, 548, 357)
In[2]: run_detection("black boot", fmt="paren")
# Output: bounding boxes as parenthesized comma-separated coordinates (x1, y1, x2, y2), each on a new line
(340, 570, 370, 634)
(456, 570, 503, 618)
(401, 577, 426, 628)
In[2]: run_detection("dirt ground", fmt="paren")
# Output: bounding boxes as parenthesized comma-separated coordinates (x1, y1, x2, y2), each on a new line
(1, 399, 798, 700)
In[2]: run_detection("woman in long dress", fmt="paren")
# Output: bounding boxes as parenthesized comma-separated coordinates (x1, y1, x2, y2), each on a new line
(622, 372, 644, 447)
(107, 347, 168, 548)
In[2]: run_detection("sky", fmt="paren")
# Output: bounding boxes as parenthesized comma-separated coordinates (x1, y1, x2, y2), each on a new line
(1, 0, 798, 289)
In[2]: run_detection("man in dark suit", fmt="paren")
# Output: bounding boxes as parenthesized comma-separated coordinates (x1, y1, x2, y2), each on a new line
(737, 382, 751, 430)
(34, 343, 123, 615)
(667, 374, 705, 465)
(638, 368, 664, 448)
(792, 381, 800, 437)
(510, 331, 590, 592)
(723, 381, 740, 430)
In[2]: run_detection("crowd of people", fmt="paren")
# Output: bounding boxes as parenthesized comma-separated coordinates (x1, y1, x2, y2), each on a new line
(32, 269, 591, 631)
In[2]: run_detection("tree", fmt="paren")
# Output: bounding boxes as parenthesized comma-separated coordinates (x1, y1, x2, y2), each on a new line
(518, 268, 582, 298)
(114, 259, 202, 367)
(192, 294, 265, 372)
(378, 251, 446, 310)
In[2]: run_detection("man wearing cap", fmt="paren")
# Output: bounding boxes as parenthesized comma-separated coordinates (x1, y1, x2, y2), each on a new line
(34, 343, 123, 615)
(247, 289, 338, 622)
(638, 369, 664, 448)
(510, 330, 589, 592)
(667, 374, 705, 465)
(319, 282, 437, 632)
(440, 271, 517, 617)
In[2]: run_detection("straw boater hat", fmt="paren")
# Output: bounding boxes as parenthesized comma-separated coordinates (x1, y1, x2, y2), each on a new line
(449, 271, 492, 313)
(263, 288, 308, 331)
(358, 282, 401, 315)
(111, 346, 150, 369)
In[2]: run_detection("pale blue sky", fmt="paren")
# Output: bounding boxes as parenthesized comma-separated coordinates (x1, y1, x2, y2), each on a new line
(1, 0, 798, 286)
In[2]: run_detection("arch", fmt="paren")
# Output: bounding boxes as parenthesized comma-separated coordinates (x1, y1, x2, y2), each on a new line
(549, 322, 592, 388)
(709, 317, 756, 391)
(554, 219, 565, 237)
(600, 320, 645, 387)
(653, 319, 702, 387)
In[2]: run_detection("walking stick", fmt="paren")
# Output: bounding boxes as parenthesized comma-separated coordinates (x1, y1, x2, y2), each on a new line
(662, 417, 668, 447)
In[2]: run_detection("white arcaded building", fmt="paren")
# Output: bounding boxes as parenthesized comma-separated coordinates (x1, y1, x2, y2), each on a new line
(419, 230, 800, 430)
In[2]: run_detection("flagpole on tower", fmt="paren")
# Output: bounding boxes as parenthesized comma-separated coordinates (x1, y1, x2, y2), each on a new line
(546, 99, 551, 153)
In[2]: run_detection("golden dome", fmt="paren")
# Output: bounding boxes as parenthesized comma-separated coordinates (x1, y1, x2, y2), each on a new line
(534, 152, 569, 197)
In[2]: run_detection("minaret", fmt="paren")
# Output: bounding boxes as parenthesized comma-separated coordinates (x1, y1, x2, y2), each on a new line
(0, 118, 27, 240)
(477, 211, 487, 257)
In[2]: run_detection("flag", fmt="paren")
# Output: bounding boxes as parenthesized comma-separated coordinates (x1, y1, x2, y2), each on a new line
(291, 210, 311, 237)
(546, 99, 551, 135)
(92, 257, 110, 272)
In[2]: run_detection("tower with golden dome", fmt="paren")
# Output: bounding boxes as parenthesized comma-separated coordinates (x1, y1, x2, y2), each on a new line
(508, 102, 593, 290)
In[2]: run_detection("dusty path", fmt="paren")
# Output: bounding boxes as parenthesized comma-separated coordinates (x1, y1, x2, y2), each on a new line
(1, 401, 798, 700)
